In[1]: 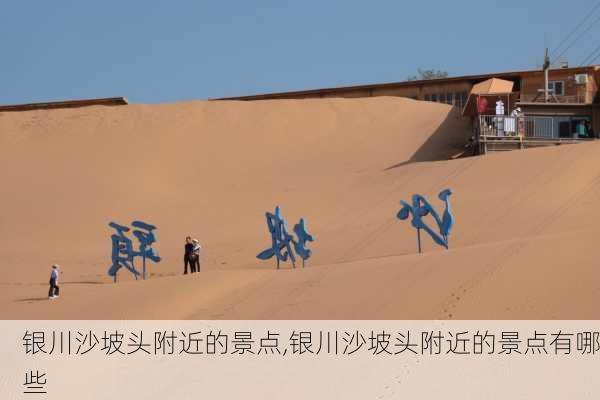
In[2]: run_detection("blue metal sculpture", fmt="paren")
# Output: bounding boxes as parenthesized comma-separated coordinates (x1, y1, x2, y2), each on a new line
(131, 221, 162, 280)
(107, 222, 139, 282)
(108, 220, 161, 282)
(293, 218, 315, 268)
(397, 189, 455, 253)
(257, 206, 296, 269)
(257, 206, 315, 268)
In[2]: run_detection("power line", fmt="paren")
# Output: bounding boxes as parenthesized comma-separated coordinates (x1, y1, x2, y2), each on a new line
(590, 51, 600, 64)
(552, 4, 600, 64)
(581, 42, 600, 65)
(552, 1, 600, 57)
(552, 12, 600, 64)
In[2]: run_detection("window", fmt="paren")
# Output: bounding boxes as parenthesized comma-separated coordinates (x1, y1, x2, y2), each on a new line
(454, 92, 467, 108)
(446, 93, 454, 105)
(424, 94, 431, 101)
(431, 94, 438, 102)
(548, 81, 564, 96)
(461, 92, 468, 107)
(439, 93, 446, 103)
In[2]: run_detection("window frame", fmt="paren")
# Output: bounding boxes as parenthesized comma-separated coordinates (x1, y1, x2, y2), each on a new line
(548, 80, 565, 96)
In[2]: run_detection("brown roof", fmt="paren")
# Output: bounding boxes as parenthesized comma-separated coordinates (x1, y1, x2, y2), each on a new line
(0, 97, 128, 112)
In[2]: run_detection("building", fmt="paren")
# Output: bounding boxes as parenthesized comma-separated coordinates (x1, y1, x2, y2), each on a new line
(0, 97, 128, 112)
(218, 65, 600, 153)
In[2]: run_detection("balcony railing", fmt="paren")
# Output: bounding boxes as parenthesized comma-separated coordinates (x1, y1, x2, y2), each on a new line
(477, 115, 522, 137)
(477, 115, 594, 140)
(518, 94, 587, 104)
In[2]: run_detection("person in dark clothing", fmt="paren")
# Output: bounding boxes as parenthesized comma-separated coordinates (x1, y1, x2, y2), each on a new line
(48, 264, 60, 299)
(584, 120, 595, 139)
(184, 236, 195, 274)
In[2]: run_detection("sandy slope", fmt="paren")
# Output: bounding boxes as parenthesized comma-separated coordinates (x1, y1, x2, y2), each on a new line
(0, 97, 598, 319)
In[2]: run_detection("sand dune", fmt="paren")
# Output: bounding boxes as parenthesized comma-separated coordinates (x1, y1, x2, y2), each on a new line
(0, 97, 598, 319)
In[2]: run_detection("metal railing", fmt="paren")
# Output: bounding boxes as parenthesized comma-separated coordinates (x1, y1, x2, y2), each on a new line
(477, 115, 522, 137)
(522, 116, 554, 139)
(518, 94, 587, 104)
(477, 115, 593, 140)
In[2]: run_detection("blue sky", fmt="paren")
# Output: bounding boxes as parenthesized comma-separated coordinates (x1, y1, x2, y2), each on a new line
(2, 0, 600, 104)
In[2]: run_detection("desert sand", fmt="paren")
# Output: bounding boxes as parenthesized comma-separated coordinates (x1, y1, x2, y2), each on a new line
(0, 97, 598, 319)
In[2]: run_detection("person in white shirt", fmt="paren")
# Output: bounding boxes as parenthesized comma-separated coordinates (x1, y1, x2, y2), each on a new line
(48, 264, 60, 299)
(191, 239, 201, 273)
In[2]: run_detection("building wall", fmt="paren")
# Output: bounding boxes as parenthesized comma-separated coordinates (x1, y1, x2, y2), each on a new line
(370, 86, 421, 99)
(520, 104, 593, 116)
(520, 70, 591, 102)
(418, 82, 472, 98)
(321, 89, 372, 99)
(265, 80, 474, 108)
(588, 70, 599, 103)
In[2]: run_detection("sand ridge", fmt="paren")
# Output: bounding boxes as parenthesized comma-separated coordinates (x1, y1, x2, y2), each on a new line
(0, 97, 598, 319)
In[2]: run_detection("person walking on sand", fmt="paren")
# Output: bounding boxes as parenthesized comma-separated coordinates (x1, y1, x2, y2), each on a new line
(191, 238, 202, 273)
(184, 236, 195, 274)
(48, 264, 60, 299)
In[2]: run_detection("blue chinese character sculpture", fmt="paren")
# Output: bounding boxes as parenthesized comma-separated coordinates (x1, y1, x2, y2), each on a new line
(397, 189, 454, 253)
(257, 206, 315, 269)
(108, 220, 161, 282)
(293, 218, 314, 268)
(131, 220, 162, 280)
(107, 222, 139, 282)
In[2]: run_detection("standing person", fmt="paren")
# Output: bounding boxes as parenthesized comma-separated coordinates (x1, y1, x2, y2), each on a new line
(584, 120, 595, 138)
(184, 236, 195, 274)
(48, 265, 60, 299)
(576, 120, 588, 138)
(192, 239, 202, 273)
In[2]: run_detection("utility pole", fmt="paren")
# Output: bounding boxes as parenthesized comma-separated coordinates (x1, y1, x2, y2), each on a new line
(543, 48, 551, 103)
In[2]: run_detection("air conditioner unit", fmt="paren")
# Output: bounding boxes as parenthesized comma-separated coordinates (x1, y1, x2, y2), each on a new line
(575, 74, 588, 84)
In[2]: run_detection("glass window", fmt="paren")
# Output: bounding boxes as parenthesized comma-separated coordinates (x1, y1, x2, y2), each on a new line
(431, 94, 438, 102)
(424, 94, 431, 101)
(454, 92, 461, 107)
(548, 81, 564, 96)
(439, 93, 446, 103)
(446, 93, 454, 105)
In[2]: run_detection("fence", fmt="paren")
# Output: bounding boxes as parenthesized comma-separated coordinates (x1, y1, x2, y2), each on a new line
(519, 94, 587, 104)
(477, 115, 592, 140)
(477, 115, 522, 138)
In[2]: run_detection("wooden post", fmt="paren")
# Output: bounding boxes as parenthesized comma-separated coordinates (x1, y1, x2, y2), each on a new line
(417, 228, 422, 254)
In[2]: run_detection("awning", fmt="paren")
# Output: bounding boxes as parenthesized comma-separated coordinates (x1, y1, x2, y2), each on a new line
(462, 78, 515, 116)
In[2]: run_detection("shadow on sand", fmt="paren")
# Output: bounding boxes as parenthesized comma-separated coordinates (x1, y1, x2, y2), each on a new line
(384, 106, 473, 171)
(15, 297, 49, 303)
